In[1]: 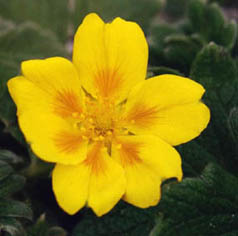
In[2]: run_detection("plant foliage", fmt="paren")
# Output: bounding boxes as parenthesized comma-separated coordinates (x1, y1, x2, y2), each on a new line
(0, 0, 237, 235)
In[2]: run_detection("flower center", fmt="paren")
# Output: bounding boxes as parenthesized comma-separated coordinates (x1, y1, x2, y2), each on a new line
(71, 97, 126, 144)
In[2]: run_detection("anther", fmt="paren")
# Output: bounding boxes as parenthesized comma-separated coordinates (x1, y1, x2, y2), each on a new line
(80, 126, 86, 132)
(123, 129, 128, 134)
(82, 135, 88, 140)
(93, 137, 99, 141)
(72, 112, 79, 118)
(99, 135, 104, 141)
(116, 144, 122, 149)
(107, 131, 113, 136)
(89, 118, 94, 124)
(131, 120, 135, 124)
(80, 114, 85, 119)
(85, 98, 90, 104)
(73, 122, 81, 129)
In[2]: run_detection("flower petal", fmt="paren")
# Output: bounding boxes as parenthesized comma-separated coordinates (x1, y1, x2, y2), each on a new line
(112, 135, 182, 208)
(21, 57, 83, 98)
(8, 76, 87, 164)
(73, 13, 148, 102)
(113, 135, 182, 182)
(123, 163, 161, 208)
(86, 143, 126, 216)
(52, 163, 90, 215)
(124, 74, 210, 146)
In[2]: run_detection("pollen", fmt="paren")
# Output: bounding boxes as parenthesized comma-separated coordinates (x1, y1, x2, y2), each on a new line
(72, 112, 80, 118)
(73, 122, 81, 129)
(116, 144, 122, 149)
(80, 127, 86, 132)
(93, 137, 100, 141)
(89, 118, 94, 124)
(82, 135, 88, 140)
(107, 131, 113, 136)
(80, 113, 85, 119)
(54, 89, 127, 155)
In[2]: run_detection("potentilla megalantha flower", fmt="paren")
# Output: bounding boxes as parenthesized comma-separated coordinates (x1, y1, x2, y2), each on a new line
(7, 13, 210, 216)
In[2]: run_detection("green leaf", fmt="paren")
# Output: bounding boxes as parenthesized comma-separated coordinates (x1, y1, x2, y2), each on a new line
(0, 174, 25, 198)
(163, 34, 203, 73)
(188, 0, 237, 49)
(24, 152, 54, 178)
(217, 20, 237, 50)
(0, 149, 23, 164)
(0, 0, 70, 42)
(0, 150, 32, 235)
(0, 199, 32, 221)
(205, 3, 225, 40)
(27, 214, 67, 236)
(0, 17, 15, 34)
(233, 26, 238, 56)
(0, 22, 68, 61)
(178, 141, 217, 177)
(228, 107, 238, 144)
(190, 43, 237, 165)
(0, 217, 25, 236)
(150, 163, 238, 236)
(188, 0, 226, 40)
(163, 0, 188, 19)
(149, 23, 179, 65)
(188, 0, 206, 34)
(72, 202, 158, 236)
(190, 42, 236, 89)
(148, 66, 183, 76)
(0, 161, 13, 181)
(48, 227, 67, 236)
(75, 0, 161, 33)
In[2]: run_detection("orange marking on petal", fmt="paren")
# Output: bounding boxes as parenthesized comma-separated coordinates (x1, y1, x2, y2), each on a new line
(53, 89, 83, 118)
(84, 143, 107, 176)
(119, 141, 142, 167)
(126, 103, 158, 128)
(54, 131, 84, 153)
(94, 68, 123, 98)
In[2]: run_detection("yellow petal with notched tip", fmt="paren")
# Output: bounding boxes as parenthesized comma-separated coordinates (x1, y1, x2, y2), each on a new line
(112, 135, 182, 207)
(8, 59, 87, 165)
(52, 162, 90, 215)
(124, 74, 210, 146)
(73, 13, 148, 103)
(86, 143, 126, 216)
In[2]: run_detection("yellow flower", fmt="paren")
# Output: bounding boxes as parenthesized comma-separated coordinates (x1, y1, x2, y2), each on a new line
(7, 13, 210, 216)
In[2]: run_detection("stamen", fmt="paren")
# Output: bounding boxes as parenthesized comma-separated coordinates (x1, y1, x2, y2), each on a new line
(72, 112, 79, 118)
(80, 126, 86, 132)
(116, 144, 122, 149)
(82, 135, 88, 140)
(73, 122, 81, 129)
(85, 97, 91, 104)
(80, 114, 85, 119)
(107, 131, 112, 136)
(122, 129, 128, 135)
(93, 137, 100, 141)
